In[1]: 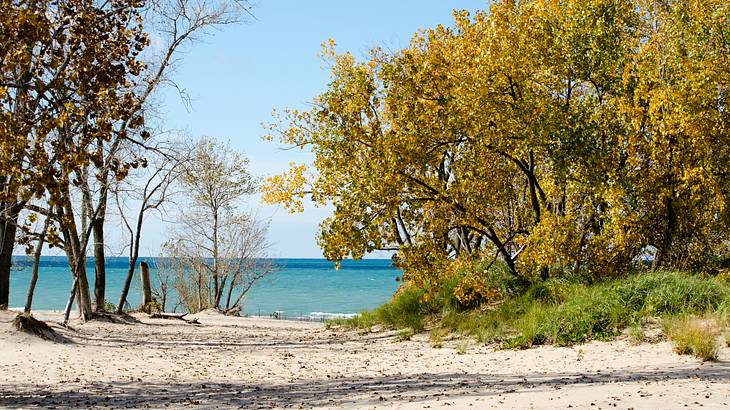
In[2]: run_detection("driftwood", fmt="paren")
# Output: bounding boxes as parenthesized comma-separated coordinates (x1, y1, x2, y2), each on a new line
(150, 312, 200, 324)
(92, 311, 142, 324)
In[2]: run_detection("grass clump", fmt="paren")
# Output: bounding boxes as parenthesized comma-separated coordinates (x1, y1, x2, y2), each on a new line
(430, 328, 447, 348)
(664, 316, 720, 361)
(626, 324, 645, 345)
(396, 328, 414, 341)
(333, 286, 427, 332)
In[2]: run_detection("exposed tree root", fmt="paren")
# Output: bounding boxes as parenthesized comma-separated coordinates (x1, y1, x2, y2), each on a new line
(12, 314, 69, 343)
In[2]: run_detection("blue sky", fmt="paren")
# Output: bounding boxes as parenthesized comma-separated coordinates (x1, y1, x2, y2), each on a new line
(149, 0, 487, 258)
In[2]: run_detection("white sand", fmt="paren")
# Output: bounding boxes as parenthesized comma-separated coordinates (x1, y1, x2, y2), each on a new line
(0, 309, 728, 409)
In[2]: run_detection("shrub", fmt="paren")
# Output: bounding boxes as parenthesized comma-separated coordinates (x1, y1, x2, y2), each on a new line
(614, 271, 728, 317)
(396, 329, 413, 341)
(103, 300, 116, 312)
(627, 324, 645, 345)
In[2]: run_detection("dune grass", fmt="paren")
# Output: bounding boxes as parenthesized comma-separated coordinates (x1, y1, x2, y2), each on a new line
(664, 316, 720, 361)
(331, 286, 428, 332)
(333, 270, 730, 352)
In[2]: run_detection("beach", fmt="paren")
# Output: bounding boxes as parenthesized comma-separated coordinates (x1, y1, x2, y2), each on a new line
(1, 310, 728, 409)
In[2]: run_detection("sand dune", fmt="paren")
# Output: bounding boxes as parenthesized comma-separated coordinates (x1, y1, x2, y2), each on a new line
(0, 310, 728, 409)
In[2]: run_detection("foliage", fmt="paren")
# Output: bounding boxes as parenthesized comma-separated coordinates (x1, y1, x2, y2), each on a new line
(263, 0, 730, 304)
(333, 286, 428, 332)
(103, 300, 117, 313)
(341, 271, 730, 349)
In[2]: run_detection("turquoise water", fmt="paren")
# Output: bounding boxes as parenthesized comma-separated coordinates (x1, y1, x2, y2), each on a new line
(8, 257, 401, 318)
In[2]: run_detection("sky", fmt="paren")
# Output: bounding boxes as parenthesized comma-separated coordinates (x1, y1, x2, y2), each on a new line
(142, 0, 487, 258)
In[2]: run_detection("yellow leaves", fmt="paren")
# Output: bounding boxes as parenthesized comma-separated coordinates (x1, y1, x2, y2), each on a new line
(263, 0, 729, 278)
(260, 162, 308, 213)
(321, 38, 337, 59)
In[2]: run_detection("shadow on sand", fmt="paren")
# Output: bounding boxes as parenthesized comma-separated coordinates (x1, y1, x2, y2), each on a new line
(1, 363, 728, 408)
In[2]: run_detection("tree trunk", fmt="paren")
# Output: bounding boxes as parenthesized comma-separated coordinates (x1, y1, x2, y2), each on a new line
(73, 255, 93, 321)
(116, 206, 145, 314)
(212, 209, 220, 309)
(24, 218, 50, 313)
(652, 197, 676, 270)
(197, 270, 203, 312)
(160, 290, 167, 313)
(116, 263, 136, 314)
(0, 213, 18, 310)
(60, 197, 93, 321)
(63, 277, 78, 325)
(92, 218, 106, 311)
(140, 261, 152, 312)
(225, 274, 236, 310)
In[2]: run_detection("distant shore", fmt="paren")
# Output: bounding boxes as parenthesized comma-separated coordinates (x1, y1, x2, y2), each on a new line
(1, 309, 728, 409)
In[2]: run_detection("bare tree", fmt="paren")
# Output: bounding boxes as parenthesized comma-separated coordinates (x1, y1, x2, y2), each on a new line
(167, 211, 274, 314)
(114, 142, 186, 313)
(161, 138, 272, 313)
(177, 137, 257, 309)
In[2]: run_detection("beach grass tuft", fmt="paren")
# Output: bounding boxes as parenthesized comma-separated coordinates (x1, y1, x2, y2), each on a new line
(664, 316, 720, 361)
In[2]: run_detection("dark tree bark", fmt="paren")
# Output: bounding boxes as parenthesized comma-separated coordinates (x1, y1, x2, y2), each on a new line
(0, 205, 21, 310)
(92, 218, 106, 311)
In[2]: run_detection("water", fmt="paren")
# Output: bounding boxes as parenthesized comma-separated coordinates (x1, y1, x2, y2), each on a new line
(7, 256, 401, 319)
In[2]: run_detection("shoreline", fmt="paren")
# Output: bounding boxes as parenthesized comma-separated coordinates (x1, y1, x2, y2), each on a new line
(2, 309, 729, 408)
(8, 308, 356, 324)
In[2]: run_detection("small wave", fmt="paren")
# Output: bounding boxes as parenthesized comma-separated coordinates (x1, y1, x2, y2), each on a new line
(307, 312, 357, 320)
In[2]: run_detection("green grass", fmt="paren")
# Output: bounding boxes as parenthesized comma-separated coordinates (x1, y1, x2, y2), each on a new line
(627, 324, 645, 345)
(430, 328, 447, 348)
(337, 270, 730, 349)
(330, 286, 428, 332)
(455, 340, 469, 354)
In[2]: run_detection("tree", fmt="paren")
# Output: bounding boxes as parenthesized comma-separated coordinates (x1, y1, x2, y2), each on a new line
(0, 0, 149, 318)
(114, 141, 185, 313)
(80, 0, 253, 312)
(167, 212, 273, 314)
(0, 0, 253, 316)
(164, 138, 272, 313)
(263, 0, 728, 301)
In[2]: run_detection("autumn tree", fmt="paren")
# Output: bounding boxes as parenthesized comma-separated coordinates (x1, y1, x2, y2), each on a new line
(263, 0, 728, 302)
(1, 0, 253, 316)
(0, 0, 149, 318)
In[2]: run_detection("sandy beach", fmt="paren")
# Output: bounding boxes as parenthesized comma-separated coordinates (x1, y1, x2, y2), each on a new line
(1, 310, 728, 409)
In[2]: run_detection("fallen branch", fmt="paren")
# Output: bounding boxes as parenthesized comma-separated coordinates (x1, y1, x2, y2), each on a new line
(150, 312, 200, 324)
